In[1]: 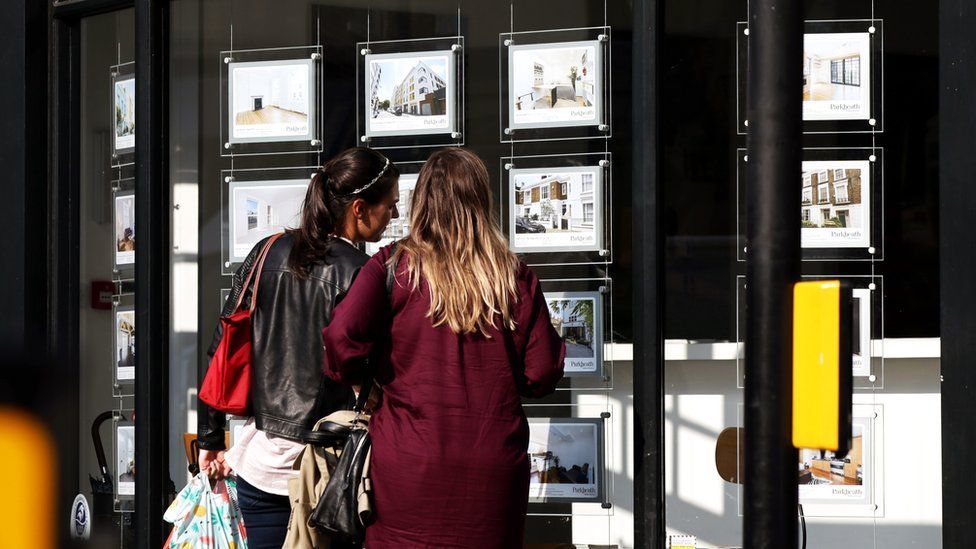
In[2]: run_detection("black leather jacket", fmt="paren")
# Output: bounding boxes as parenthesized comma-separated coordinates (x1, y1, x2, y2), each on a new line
(197, 234, 367, 450)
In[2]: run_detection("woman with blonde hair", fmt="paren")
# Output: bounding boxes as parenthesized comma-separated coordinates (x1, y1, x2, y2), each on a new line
(322, 147, 566, 548)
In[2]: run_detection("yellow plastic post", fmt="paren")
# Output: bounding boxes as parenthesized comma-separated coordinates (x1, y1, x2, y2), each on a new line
(792, 280, 851, 453)
(0, 406, 56, 549)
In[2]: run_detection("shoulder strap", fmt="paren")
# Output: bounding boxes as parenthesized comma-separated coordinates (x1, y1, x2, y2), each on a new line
(232, 233, 284, 312)
(354, 242, 399, 413)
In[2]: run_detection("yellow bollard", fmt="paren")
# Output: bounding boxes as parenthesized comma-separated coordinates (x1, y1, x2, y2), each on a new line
(0, 406, 56, 549)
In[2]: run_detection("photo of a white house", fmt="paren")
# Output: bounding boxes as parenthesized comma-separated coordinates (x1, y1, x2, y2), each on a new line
(527, 419, 600, 501)
(510, 166, 601, 253)
(802, 32, 871, 120)
(544, 292, 601, 375)
(366, 174, 418, 256)
(114, 76, 135, 151)
(510, 41, 600, 128)
(366, 52, 452, 136)
(800, 160, 870, 249)
(229, 180, 308, 261)
(229, 59, 312, 141)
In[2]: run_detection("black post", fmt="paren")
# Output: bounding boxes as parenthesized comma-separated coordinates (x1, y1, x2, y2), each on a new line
(135, 0, 169, 547)
(743, 0, 802, 547)
(632, 0, 664, 547)
(940, 0, 976, 545)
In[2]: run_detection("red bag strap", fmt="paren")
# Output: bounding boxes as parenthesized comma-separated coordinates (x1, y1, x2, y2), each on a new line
(232, 233, 284, 312)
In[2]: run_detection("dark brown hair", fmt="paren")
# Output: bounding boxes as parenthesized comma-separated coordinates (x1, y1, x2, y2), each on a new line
(288, 147, 399, 278)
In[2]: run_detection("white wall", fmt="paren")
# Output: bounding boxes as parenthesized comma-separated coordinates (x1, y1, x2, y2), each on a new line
(664, 356, 942, 548)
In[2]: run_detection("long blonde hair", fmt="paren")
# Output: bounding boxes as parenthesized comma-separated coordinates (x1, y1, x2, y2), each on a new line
(393, 148, 520, 336)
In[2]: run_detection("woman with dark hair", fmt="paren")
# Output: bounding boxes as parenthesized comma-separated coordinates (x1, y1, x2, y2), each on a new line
(197, 147, 401, 549)
(323, 148, 566, 548)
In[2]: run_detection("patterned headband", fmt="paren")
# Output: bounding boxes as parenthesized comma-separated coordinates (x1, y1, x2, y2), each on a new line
(341, 157, 392, 197)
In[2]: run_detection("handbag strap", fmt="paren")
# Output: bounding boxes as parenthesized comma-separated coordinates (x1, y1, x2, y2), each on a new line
(353, 243, 398, 413)
(232, 233, 284, 313)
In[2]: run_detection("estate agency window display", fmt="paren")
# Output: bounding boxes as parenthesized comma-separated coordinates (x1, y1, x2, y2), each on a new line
(734, 15, 888, 520)
(494, 21, 617, 530)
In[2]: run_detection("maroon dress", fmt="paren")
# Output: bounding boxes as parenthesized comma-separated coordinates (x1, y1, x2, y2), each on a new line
(322, 246, 565, 548)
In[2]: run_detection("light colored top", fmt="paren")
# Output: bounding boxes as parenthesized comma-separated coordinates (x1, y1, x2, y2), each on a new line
(225, 418, 303, 496)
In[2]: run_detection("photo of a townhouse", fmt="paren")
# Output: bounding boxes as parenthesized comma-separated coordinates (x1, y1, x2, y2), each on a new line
(510, 166, 601, 253)
(115, 194, 135, 266)
(798, 422, 868, 504)
(802, 32, 871, 120)
(527, 419, 600, 501)
(366, 51, 452, 136)
(229, 59, 313, 142)
(229, 180, 308, 261)
(366, 174, 418, 256)
(545, 292, 601, 375)
(115, 310, 135, 382)
(800, 160, 870, 249)
(510, 41, 601, 128)
(114, 76, 135, 152)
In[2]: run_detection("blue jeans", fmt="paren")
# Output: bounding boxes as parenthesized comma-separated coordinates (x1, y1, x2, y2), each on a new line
(235, 476, 291, 549)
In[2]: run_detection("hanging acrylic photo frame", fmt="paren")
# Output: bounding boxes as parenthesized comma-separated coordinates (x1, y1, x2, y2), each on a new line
(112, 296, 135, 397)
(357, 36, 464, 150)
(736, 147, 884, 262)
(735, 399, 885, 519)
(113, 413, 136, 512)
(500, 26, 611, 143)
(500, 152, 612, 267)
(219, 45, 324, 157)
(112, 179, 136, 280)
(735, 275, 884, 390)
(737, 20, 884, 134)
(220, 166, 314, 275)
(536, 278, 613, 391)
(521, 398, 616, 519)
(110, 62, 135, 167)
(364, 161, 424, 256)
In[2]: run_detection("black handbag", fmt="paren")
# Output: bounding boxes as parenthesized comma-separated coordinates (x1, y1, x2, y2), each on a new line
(307, 382, 375, 544)
(308, 244, 397, 543)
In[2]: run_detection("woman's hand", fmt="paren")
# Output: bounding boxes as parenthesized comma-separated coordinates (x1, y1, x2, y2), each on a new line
(198, 449, 233, 480)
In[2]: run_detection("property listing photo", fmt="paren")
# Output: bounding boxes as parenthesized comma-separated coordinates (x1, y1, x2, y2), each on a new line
(527, 419, 602, 502)
(800, 160, 871, 249)
(113, 74, 135, 154)
(228, 58, 315, 143)
(228, 178, 308, 262)
(116, 424, 135, 497)
(802, 32, 871, 121)
(797, 419, 869, 505)
(114, 194, 135, 266)
(365, 50, 454, 136)
(115, 309, 135, 383)
(544, 291, 602, 376)
(508, 40, 602, 129)
(851, 287, 872, 377)
(509, 165, 602, 254)
(366, 174, 418, 256)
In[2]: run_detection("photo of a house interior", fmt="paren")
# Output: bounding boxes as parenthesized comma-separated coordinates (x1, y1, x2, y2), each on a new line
(512, 45, 596, 111)
(231, 62, 310, 130)
(798, 425, 864, 487)
(528, 422, 598, 487)
(803, 34, 866, 102)
(230, 181, 307, 259)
